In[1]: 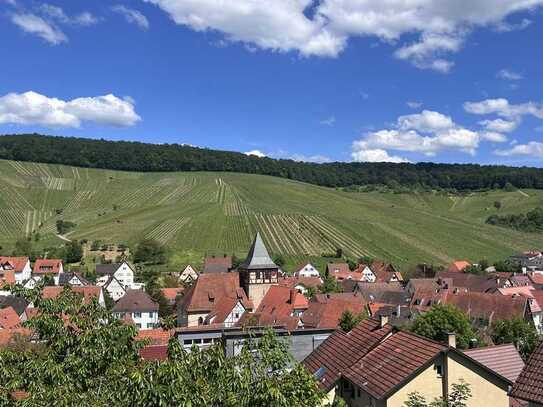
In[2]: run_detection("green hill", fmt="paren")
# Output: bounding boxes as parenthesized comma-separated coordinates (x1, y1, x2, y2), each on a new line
(1, 159, 543, 270)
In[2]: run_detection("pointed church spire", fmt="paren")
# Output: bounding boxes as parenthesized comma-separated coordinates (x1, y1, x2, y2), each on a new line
(240, 232, 277, 270)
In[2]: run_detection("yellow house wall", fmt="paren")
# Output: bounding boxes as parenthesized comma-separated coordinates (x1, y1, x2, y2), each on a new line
(446, 354, 509, 407)
(386, 363, 444, 407)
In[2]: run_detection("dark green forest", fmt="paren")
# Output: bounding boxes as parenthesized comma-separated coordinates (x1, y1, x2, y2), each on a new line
(486, 207, 543, 233)
(2, 134, 543, 191)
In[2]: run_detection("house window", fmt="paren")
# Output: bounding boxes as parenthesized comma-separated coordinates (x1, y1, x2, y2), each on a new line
(435, 363, 443, 377)
(136, 323, 141, 329)
(148, 312, 155, 319)
(133, 312, 142, 318)
(234, 313, 240, 319)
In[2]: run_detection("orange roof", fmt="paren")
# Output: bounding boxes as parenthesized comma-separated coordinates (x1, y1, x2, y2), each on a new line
(161, 287, 184, 301)
(447, 260, 471, 273)
(529, 273, 543, 285)
(0, 269, 15, 288)
(0, 328, 32, 347)
(0, 307, 21, 329)
(257, 286, 308, 318)
(42, 286, 102, 304)
(302, 294, 366, 329)
(136, 329, 173, 345)
(33, 259, 63, 274)
(0, 256, 29, 273)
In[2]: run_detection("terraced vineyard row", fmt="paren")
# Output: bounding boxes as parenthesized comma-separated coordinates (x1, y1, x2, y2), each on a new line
(146, 217, 190, 244)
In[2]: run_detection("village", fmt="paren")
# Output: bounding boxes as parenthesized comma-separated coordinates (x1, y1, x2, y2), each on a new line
(2, 232, 543, 406)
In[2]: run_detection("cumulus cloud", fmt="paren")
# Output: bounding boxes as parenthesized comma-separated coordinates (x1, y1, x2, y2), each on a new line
(142, 0, 543, 71)
(480, 132, 508, 143)
(351, 147, 409, 163)
(464, 98, 543, 119)
(40, 4, 100, 26)
(287, 153, 331, 163)
(0, 91, 141, 128)
(11, 13, 67, 44)
(479, 118, 518, 133)
(495, 142, 543, 158)
(497, 69, 523, 81)
(245, 150, 266, 158)
(495, 17, 532, 32)
(112, 5, 149, 30)
(351, 110, 483, 162)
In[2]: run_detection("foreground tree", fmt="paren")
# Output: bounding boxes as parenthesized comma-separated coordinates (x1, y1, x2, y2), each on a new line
(404, 381, 471, 407)
(339, 309, 368, 332)
(0, 285, 323, 406)
(410, 305, 478, 349)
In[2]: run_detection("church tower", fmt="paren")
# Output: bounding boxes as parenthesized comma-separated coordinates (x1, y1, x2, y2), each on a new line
(239, 232, 279, 309)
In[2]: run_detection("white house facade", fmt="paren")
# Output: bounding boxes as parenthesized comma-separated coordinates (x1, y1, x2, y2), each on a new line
(294, 263, 320, 278)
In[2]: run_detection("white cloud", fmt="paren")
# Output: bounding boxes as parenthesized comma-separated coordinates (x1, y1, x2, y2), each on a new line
(0, 91, 141, 128)
(74, 12, 100, 26)
(351, 147, 409, 163)
(495, 142, 543, 158)
(479, 118, 517, 133)
(480, 131, 508, 143)
(497, 69, 523, 80)
(495, 18, 532, 32)
(406, 101, 422, 109)
(287, 153, 331, 163)
(245, 150, 266, 158)
(320, 116, 336, 126)
(11, 13, 67, 45)
(351, 110, 482, 161)
(112, 5, 149, 30)
(39, 4, 100, 26)
(142, 0, 543, 71)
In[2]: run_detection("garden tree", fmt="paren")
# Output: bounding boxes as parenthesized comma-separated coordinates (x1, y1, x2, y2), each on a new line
(494, 201, 502, 210)
(486, 207, 543, 233)
(56, 219, 76, 235)
(0, 285, 323, 406)
(133, 238, 167, 264)
(404, 381, 472, 407)
(410, 305, 478, 350)
(490, 318, 539, 359)
(493, 259, 522, 273)
(64, 240, 83, 263)
(335, 248, 343, 258)
(338, 309, 368, 332)
(160, 314, 176, 330)
(346, 259, 357, 271)
(12, 238, 32, 256)
(319, 274, 342, 294)
(304, 286, 317, 299)
(357, 255, 374, 266)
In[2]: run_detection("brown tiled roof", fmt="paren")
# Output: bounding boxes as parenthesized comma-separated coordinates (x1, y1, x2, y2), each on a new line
(510, 275, 532, 287)
(0, 306, 21, 329)
(10, 391, 29, 401)
(33, 259, 63, 274)
(0, 269, 15, 288)
(438, 271, 500, 292)
(258, 286, 308, 315)
(343, 331, 446, 399)
(0, 328, 32, 347)
(179, 272, 251, 313)
(204, 256, 232, 269)
(205, 297, 241, 324)
(42, 286, 102, 304)
(113, 289, 158, 313)
(278, 276, 322, 289)
(302, 293, 366, 329)
(511, 340, 543, 404)
(303, 318, 393, 391)
(326, 263, 350, 276)
(529, 273, 543, 285)
(441, 291, 527, 323)
(0, 256, 29, 273)
(464, 344, 524, 383)
(237, 312, 300, 332)
(140, 344, 168, 361)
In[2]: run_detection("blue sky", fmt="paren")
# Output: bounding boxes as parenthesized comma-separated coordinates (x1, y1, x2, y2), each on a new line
(1, 0, 543, 166)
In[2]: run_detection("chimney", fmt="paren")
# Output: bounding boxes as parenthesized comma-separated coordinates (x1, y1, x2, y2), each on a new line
(396, 304, 401, 317)
(380, 315, 389, 328)
(289, 289, 297, 305)
(447, 332, 456, 348)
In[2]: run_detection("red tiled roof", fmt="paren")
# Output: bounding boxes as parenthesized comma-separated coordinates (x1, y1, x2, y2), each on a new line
(438, 271, 500, 293)
(447, 260, 471, 273)
(371, 261, 403, 283)
(343, 331, 446, 399)
(464, 343, 524, 383)
(179, 272, 252, 313)
(278, 276, 322, 289)
(511, 340, 543, 404)
(0, 328, 31, 346)
(204, 256, 232, 268)
(302, 294, 366, 329)
(140, 344, 168, 361)
(42, 286, 102, 304)
(303, 318, 393, 391)
(33, 259, 63, 274)
(205, 297, 241, 324)
(136, 329, 173, 345)
(237, 312, 300, 331)
(161, 287, 184, 302)
(0, 269, 15, 288)
(0, 306, 21, 329)
(326, 263, 350, 277)
(258, 286, 308, 316)
(529, 273, 543, 285)
(10, 391, 30, 401)
(0, 256, 29, 273)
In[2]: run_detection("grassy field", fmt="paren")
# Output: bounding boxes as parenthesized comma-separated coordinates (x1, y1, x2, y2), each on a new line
(1, 159, 543, 271)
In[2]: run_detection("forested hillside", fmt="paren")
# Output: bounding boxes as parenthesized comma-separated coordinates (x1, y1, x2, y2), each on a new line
(2, 134, 543, 191)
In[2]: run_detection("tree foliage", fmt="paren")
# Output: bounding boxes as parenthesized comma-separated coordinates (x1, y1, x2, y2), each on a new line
(486, 207, 543, 233)
(338, 309, 368, 332)
(490, 318, 539, 359)
(410, 305, 477, 350)
(319, 275, 342, 294)
(133, 238, 167, 264)
(0, 285, 323, 406)
(404, 381, 471, 407)
(3, 134, 543, 191)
